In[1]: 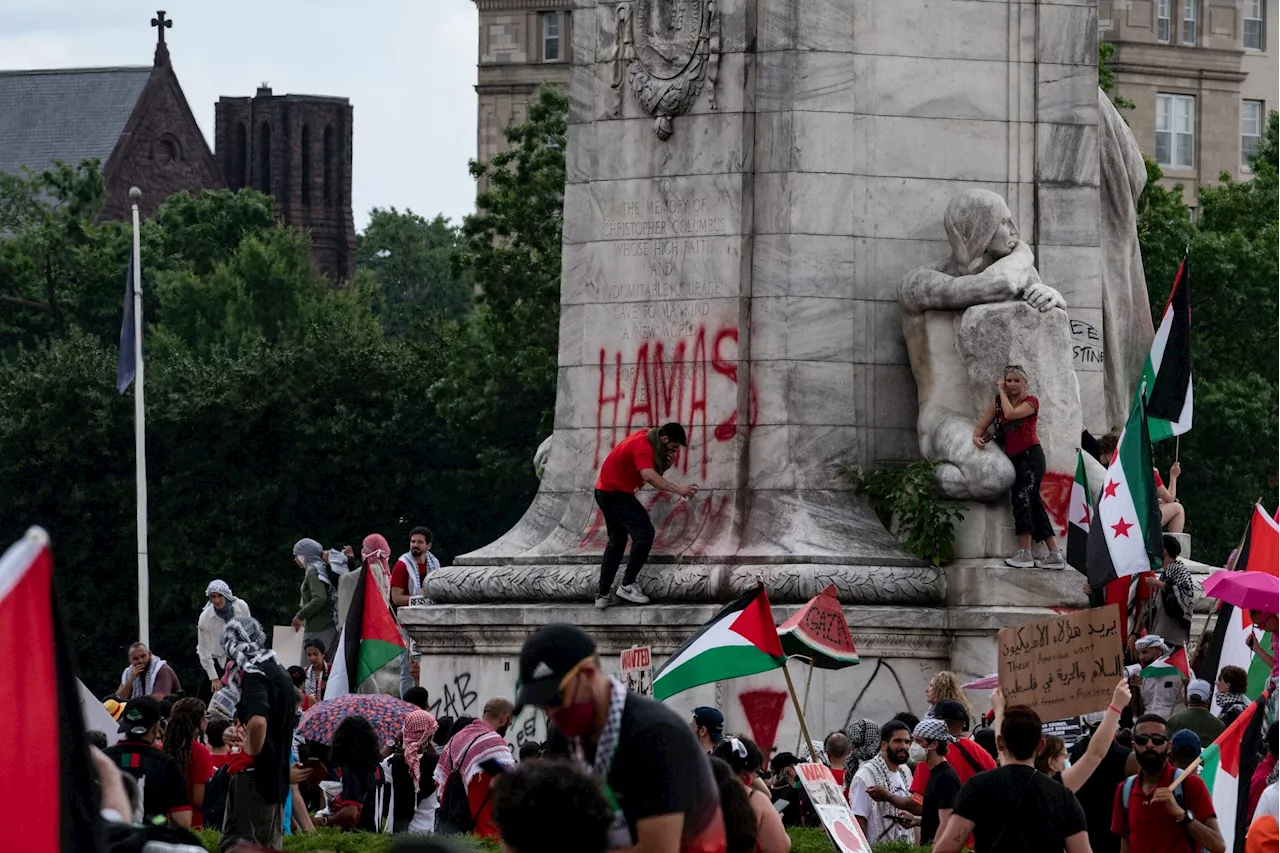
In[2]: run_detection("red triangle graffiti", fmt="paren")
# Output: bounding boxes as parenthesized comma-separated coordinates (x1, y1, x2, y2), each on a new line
(739, 689, 787, 759)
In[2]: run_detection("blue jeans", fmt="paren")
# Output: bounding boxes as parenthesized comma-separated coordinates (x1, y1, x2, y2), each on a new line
(595, 489, 655, 596)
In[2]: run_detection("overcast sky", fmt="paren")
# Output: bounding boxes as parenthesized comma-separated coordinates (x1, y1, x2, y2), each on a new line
(0, 0, 480, 231)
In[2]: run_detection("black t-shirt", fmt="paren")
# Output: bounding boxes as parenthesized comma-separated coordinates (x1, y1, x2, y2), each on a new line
(1068, 737, 1131, 853)
(952, 764, 1089, 852)
(236, 659, 296, 803)
(549, 694, 723, 849)
(104, 739, 190, 820)
(391, 748, 439, 821)
(921, 760, 962, 843)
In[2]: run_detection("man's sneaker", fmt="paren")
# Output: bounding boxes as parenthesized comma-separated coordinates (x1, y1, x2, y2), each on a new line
(594, 594, 618, 610)
(616, 583, 650, 605)
(1036, 550, 1068, 570)
(1005, 549, 1034, 568)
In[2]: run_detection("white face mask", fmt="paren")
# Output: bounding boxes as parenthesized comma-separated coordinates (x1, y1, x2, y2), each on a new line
(909, 743, 928, 763)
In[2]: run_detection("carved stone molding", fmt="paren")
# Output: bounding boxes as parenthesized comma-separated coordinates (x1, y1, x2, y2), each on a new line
(610, 0, 720, 140)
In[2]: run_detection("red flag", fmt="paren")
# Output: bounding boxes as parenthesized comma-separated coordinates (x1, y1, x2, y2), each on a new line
(0, 529, 98, 852)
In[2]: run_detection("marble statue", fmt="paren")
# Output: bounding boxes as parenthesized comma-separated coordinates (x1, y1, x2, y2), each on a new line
(899, 189, 1066, 502)
(1099, 89, 1155, 430)
(533, 435, 552, 480)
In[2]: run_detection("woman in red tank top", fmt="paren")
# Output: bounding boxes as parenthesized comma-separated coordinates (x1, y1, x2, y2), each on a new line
(972, 365, 1064, 569)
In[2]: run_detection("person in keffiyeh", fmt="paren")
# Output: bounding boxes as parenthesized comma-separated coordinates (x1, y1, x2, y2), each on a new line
(434, 698, 515, 837)
(391, 710, 441, 833)
(1145, 534, 1195, 648)
(197, 579, 251, 699)
(114, 642, 181, 700)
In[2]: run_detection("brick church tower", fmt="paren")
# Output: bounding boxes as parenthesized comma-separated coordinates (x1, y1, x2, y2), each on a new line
(214, 87, 356, 281)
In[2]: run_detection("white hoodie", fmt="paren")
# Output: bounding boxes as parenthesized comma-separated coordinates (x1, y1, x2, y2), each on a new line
(196, 598, 252, 680)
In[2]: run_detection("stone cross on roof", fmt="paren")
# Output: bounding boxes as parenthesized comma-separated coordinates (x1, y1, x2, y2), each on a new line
(151, 11, 172, 65)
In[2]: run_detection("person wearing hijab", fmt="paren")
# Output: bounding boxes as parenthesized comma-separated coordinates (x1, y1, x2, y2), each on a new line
(390, 709, 441, 833)
(197, 580, 252, 700)
(361, 533, 394, 605)
(291, 538, 338, 668)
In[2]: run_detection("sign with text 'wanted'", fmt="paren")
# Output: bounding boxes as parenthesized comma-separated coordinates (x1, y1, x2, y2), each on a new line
(620, 646, 652, 696)
(997, 606, 1125, 720)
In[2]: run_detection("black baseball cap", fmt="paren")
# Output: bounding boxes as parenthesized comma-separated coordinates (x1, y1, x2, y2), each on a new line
(933, 699, 970, 726)
(693, 706, 725, 742)
(118, 696, 163, 737)
(514, 624, 598, 712)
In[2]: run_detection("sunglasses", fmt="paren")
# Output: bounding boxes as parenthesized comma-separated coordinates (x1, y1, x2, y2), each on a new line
(1133, 734, 1168, 746)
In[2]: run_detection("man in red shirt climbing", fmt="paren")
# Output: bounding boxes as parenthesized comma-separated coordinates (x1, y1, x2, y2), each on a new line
(594, 422, 697, 608)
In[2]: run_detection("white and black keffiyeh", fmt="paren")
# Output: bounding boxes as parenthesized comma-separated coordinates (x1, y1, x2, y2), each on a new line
(913, 718, 956, 744)
(1161, 559, 1195, 628)
(221, 615, 277, 677)
(571, 677, 628, 778)
(120, 655, 167, 699)
(1216, 691, 1249, 720)
(860, 755, 911, 832)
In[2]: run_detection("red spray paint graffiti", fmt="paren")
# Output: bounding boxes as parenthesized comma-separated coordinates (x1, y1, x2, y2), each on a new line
(739, 689, 788, 759)
(1040, 471, 1073, 536)
(593, 323, 757, 480)
(579, 489, 734, 554)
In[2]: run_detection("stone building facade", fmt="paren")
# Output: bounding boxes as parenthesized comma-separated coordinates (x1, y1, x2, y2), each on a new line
(1102, 0, 1278, 206)
(214, 88, 357, 281)
(473, 0, 575, 164)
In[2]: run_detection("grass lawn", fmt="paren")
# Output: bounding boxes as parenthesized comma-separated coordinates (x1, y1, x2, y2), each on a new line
(192, 827, 932, 853)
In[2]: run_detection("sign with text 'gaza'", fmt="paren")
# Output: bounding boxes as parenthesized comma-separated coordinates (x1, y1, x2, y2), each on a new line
(997, 606, 1125, 720)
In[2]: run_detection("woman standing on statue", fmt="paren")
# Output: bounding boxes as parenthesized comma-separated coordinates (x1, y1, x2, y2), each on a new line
(972, 365, 1066, 569)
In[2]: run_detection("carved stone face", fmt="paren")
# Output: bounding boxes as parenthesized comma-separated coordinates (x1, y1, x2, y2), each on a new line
(985, 203, 1019, 258)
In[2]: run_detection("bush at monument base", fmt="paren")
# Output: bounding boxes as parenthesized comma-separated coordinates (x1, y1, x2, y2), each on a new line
(191, 827, 931, 853)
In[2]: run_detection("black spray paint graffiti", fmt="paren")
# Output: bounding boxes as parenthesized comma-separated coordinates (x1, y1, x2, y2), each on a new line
(513, 714, 539, 749)
(1070, 319, 1104, 367)
(427, 672, 479, 719)
(841, 659, 914, 730)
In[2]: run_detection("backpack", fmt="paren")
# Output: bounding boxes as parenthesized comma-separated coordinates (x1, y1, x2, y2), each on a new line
(202, 764, 230, 830)
(435, 734, 493, 835)
(1119, 773, 1186, 810)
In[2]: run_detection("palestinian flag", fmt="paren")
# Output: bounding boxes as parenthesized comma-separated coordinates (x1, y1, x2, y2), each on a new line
(1134, 253, 1192, 441)
(1085, 395, 1162, 588)
(1201, 690, 1269, 853)
(1140, 646, 1189, 679)
(1067, 450, 1092, 574)
(0, 528, 99, 853)
(324, 565, 406, 699)
(653, 585, 785, 701)
(1198, 505, 1278, 711)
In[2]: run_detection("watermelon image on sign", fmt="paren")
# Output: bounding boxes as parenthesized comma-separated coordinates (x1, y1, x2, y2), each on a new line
(777, 584, 859, 669)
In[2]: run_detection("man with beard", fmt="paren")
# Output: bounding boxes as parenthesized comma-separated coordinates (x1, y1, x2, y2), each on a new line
(522, 624, 727, 852)
(114, 642, 181, 700)
(848, 719, 917, 845)
(390, 528, 438, 697)
(435, 696, 516, 838)
(1111, 713, 1224, 853)
(1129, 635, 1184, 719)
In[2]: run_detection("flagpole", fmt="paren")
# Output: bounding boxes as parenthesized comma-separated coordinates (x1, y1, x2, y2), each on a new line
(129, 187, 150, 647)
(781, 661, 815, 757)
(1190, 504, 1257, 668)
(793, 656, 815, 753)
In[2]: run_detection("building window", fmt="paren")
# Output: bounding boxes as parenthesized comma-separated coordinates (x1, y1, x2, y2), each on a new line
(1245, 0, 1265, 50)
(258, 122, 271, 193)
(1157, 0, 1172, 43)
(323, 125, 334, 206)
(1181, 0, 1196, 44)
(1156, 93, 1196, 168)
(300, 125, 311, 206)
(1242, 100, 1264, 170)
(541, 12, 560, 62)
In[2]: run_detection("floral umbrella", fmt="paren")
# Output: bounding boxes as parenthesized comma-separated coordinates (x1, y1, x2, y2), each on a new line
(297, 693, 417, 745)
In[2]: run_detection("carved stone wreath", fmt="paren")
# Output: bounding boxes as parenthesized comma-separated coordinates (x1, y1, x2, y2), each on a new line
(611, 0, 720, 140)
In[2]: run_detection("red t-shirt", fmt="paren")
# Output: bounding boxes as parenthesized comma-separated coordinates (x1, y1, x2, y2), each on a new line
(999, 395, 1040, 457)
(209, 752, 229, 772)
(596, 429, 657, 493)
(468, 773, 500, 838)
(1111, 764, 1215, 853)
(910, 737, 998, 795)
(390, 558, 427, 594)
(187, 741, 215, 829)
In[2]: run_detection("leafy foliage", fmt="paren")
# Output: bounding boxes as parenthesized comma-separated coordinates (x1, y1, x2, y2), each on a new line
(356, 207, 473, 335)
(1098, 43, 1136, 111)
(843, 460, 967, 565)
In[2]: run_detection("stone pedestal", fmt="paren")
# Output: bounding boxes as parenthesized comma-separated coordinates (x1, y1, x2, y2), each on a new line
(427, 0, 1104, 604)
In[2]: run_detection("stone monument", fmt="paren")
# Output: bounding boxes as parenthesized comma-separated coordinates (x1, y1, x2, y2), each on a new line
(406, 0, 1121, 749)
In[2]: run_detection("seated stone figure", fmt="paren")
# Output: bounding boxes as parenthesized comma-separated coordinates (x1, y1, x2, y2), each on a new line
(899, 189, 1065, 502)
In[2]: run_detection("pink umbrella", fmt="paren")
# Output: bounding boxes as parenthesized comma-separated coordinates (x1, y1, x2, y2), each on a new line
(962, 674, 999, 690)
(1202, 570, 1280, 615)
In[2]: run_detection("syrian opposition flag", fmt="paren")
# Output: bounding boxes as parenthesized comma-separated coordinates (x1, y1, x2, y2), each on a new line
(1199, 505, 1279, 711)
(1200, 690, 1269, 853)
(653, 585, 786, 701)
(1085, 395, 1162, 588)
(1067, 450, 1092, 574)
(1139, 646, 1189, 679)
(324, 565, 407, 699)
(1, 528, 99, 853)
(1134, 254, 1192, 440)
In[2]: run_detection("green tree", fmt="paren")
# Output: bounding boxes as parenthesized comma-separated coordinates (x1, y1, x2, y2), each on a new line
(356, 208, 472, 334)
(432, 85, 567, 494)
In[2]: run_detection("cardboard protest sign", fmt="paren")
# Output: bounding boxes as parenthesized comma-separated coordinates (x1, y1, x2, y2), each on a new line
(997, 606, 1125, 720)
(797, 763, 871, 853)
(272, 625, 304, 667)
(620, 646, 652, 696)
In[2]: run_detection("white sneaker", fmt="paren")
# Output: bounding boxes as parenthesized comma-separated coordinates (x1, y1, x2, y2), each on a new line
(1005, 549, 1034, 568)
(616, 583, 650, 605)
(1036, 550, 1067, 570)
(594, 594, 617, 610)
